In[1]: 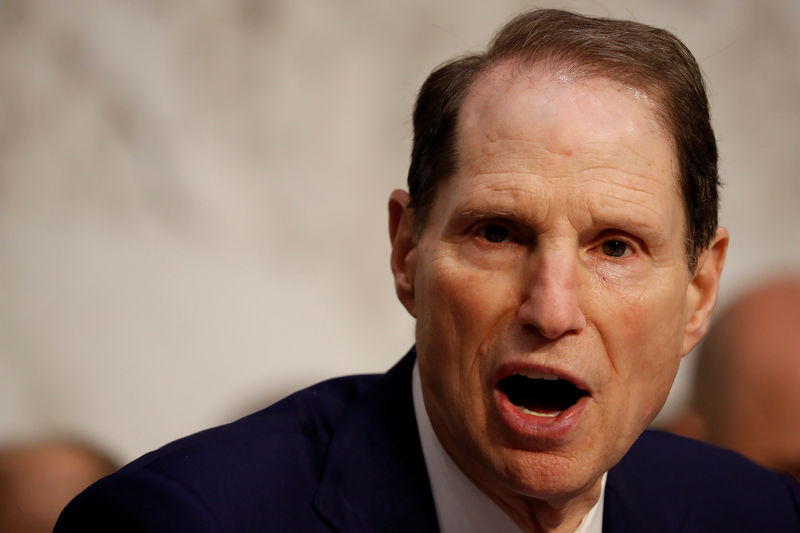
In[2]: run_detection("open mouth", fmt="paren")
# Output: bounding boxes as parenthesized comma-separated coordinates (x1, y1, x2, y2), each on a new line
(497, 372, 588, 418)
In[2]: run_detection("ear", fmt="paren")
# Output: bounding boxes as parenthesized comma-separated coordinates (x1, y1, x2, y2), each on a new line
(388, 189, 418, 317)
(682, 227, 729, 356)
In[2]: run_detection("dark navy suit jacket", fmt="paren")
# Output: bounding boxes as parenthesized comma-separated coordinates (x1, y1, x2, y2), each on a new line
(55, 351, 800, 532)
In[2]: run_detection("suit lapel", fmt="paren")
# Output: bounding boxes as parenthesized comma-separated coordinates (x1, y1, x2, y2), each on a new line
(313, 349, 440, 532)
(602, 431, 690, 533)
(603, 463, 653, 532)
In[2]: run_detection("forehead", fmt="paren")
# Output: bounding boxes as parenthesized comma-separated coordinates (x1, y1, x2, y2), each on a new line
(441, 61, 681, 217)
(458, 61, 673, 166)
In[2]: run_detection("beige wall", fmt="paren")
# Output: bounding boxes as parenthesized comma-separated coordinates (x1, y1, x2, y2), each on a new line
(1, 0, 798, 462)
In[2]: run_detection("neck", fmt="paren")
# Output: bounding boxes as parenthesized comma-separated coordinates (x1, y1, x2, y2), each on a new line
(488, 479, 602, 533)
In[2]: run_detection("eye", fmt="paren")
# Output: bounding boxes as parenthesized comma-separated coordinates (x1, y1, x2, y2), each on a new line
(601, 239, 630, 257)
(478, 224, 513, 243)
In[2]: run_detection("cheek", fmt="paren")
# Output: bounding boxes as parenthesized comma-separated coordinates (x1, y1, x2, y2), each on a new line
(605, 290, 685, 418)
(414, 257, 519, 394)
(601, 267, 688, 360)
(418, 257, 517, 344)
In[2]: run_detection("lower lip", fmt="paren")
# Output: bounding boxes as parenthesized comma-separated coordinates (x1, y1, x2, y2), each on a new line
(493, 388, 590, 445)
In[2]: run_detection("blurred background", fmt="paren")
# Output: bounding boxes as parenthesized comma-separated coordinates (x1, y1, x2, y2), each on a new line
(1, 0, 798, 465)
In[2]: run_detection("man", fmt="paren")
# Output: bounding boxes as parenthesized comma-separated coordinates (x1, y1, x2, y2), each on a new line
(665, 276, 800, 483)
(56, 9, 800, 532)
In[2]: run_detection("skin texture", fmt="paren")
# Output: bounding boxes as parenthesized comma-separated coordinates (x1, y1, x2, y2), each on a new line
(667, 278, 800, 482)
(389, 61, 728, 532)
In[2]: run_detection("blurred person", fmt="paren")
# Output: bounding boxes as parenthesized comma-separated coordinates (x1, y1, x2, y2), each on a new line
(0, 440, 117, 533)
(665, 276, 800, 482)
(55, 9, 799, 533)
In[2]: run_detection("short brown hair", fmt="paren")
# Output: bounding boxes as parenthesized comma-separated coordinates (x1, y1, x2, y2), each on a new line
(407, 9, 719, 270)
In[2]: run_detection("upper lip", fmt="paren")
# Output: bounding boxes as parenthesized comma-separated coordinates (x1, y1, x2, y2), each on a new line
(494, 362, 591, 394)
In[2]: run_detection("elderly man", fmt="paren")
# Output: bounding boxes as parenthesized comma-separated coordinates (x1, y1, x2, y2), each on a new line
(666, 277, 800, 483)
(56, 9, 800, 532)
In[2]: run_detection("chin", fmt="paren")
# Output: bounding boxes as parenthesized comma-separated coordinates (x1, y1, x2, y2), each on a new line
(457, 440, 605, 508)
(507, 450, 602, 499)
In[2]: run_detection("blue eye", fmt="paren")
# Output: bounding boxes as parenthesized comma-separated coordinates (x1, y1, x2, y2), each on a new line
(602, 240, 628, 257)
(480, 224, 511, 243)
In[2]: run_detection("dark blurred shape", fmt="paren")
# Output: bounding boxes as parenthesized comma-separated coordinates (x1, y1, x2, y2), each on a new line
(0, 440, 118, 533)
(665, 275, 800, 482)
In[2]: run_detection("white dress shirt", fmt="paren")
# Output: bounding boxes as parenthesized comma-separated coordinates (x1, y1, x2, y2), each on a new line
(412, 361, 605, 533)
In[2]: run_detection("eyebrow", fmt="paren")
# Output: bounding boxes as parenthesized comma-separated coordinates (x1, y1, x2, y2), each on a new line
(450, 188, 545, 222)
(586, 201, 669, 242)
(445, 205, 544, 240)
(458, 207, 518, 219)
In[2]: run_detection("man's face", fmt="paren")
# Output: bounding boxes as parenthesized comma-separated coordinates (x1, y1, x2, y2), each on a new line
(391, 62, 724, 504)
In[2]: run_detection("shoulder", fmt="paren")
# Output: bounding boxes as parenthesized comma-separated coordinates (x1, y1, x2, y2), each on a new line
(137, 371, 381, 483)
(55, 372, 384, 532)
(136, 371, 381, 470)
(606, 429, 800, 532)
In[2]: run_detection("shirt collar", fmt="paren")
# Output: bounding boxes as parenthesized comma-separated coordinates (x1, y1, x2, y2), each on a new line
(412, 360, 605, 533)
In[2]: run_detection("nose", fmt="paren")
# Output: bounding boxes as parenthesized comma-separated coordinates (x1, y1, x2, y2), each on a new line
(517, 250, 587, 339)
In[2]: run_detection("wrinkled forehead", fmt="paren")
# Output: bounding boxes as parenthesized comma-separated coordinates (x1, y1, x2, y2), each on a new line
(453, 60, 678, 183)
(460, 60, 669, 143)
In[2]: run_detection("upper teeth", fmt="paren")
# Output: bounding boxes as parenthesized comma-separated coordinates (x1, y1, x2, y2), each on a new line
(514, 371, 559, 381)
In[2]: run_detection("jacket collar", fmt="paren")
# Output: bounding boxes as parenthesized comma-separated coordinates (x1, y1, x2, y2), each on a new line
(313, 348, 440, 532)
(603, 431, 690, 532)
